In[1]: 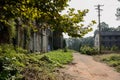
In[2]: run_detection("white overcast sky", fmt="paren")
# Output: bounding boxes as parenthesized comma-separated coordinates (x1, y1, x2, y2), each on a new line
(62, 0, 120, 38)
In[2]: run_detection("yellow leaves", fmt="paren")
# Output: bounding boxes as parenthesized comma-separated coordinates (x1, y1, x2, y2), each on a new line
(83, 9, 89, 13)
(69, 8, 75, 12)
(31, 8, 38, 19)
(16, 8, 20, 12)
(3, 6, 7, 10)
(19, 4, 41, 20)
(33, 28, 38, 32)
(20, 5, 26, 12)
(80, 24, 84, 27)
(26, 0, 30, 4)
(91, 20, 96, 24)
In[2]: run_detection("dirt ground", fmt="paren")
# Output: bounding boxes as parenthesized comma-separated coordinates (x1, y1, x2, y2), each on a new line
(58, 52, 120, 80)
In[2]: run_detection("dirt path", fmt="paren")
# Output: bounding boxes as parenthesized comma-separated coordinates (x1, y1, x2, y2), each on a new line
(59, 52, 120, 80)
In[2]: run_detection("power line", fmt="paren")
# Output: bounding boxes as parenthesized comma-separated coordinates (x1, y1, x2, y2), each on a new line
(95, 4, 104, 54)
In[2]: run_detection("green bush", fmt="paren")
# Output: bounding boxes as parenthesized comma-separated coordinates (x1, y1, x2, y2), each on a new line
(0, 44, 73, 80)
(80, 45, 98, 55)
(0, 53, 26, 80)
(0, 44, 16, 54)
(111, 45, 119, 51)
(101, 45, 119, 51)
(101, 46, 110, 50)
(16, 47, 28, 54)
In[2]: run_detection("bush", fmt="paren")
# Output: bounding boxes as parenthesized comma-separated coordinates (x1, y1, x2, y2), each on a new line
(80, 45, 98, 55)
(101, 45, 119, 51)
(111, 45, 119, 51)
(0, 44, 73, 80)
(0, 44, 16, 54)
(101, 46, 110, 50)
(0, 53, 26, 80)
(16, 47, 28, 54)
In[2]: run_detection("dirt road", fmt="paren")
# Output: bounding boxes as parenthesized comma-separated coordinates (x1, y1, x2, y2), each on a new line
(60, 52, 120, 80)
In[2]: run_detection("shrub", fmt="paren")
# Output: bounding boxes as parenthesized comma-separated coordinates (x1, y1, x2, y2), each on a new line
(0, 44, 16, 54)
(111, 45, 119, 51)
(101, 45, 119, 51)
(101, 46, 111, 50)
(80, 45, 98, 55)
(0, 44, 73, 80)
(0, 53, 25, 80)
(16, 47, 28, 54)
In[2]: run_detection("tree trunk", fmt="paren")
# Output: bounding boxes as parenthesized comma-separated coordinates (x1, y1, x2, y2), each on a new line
(53, 31, 63, 50)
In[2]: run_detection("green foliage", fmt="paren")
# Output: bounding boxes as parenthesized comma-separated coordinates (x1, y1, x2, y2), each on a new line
(16, 47, 28, 54)
(66, 38, 81, 51)
(94, 22, 120, 34)
(63, 39, 66, 48)
(63, 47, 68, 52)
(0, 0, 69, 29)
(0, 0, 96, 48)
(80, 45, 98, 55)
(101, 45, 119, 51)
(0, 44, 73, 79)
(43, 50, 73, 67)
(0, 20, 16, 43)
(0, 44, 15, 54)
(100, 54, 120, 72)
(59, 9, 96, 37)
(101, 46, 109, 50)
(0, 0, 71, 46)
(66, 37, 94, 51)
(0, 45, 26, 80)
(23, 64, 56, 80)
(63, 39, 67, 52)
(80, 37, 94, 47)
(111, 45, 119, 51)
(116, 0, 120, 20)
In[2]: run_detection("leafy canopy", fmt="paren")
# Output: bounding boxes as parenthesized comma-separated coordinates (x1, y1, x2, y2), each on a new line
(0, 0, 96, 38)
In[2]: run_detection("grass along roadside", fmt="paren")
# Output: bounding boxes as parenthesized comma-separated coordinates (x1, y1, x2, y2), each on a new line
(94, 53, 120, 72)
(0, 44, 73, 80)
(44, 50, 73, 67)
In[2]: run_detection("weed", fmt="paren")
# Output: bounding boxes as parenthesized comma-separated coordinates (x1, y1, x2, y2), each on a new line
(94, 54, 120, 72)
(0, 44, 73, 80)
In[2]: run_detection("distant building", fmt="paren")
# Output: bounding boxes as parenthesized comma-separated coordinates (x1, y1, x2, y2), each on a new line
(94, 31, 120, 49)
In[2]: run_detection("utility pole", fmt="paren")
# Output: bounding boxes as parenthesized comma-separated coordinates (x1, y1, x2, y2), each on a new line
(95, 4, 104, 54)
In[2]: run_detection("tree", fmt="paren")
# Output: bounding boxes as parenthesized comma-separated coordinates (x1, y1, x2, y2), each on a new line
(0, 0, 96, 48)
(0, 0, 69, 28)
(57, 8, 96, 37)
(116, 26, 120, 31)
(65, 37, 94, 51)
(52, 8, 96, 50)
(94, 22, 119, 34)
(116, 8, 120, 20)
(94, 22, 109, 35)
(0, 0, 95, 37)
(0, 0, 70, 43)
(80, 37, 94, 47)
(116, 0, 120, 20)
(100, 22, 109, 31)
